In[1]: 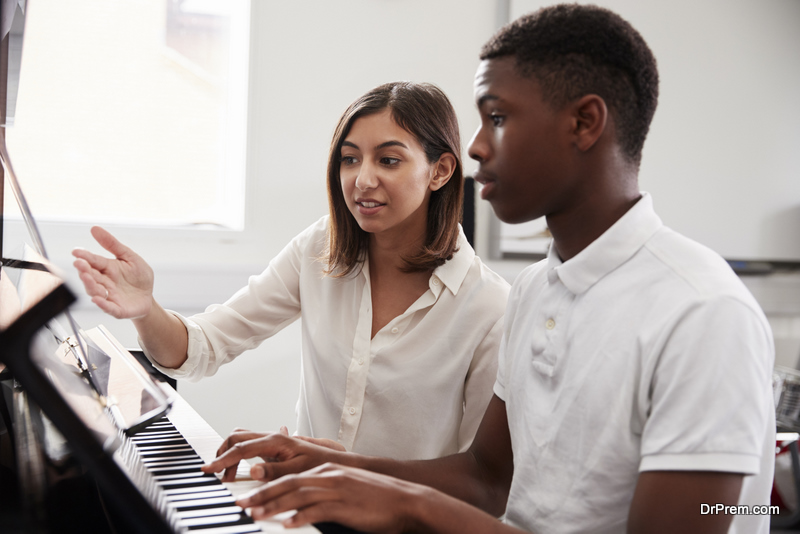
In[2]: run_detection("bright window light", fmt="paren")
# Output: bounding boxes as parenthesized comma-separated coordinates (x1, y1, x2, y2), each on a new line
(6, 0, 250, 229)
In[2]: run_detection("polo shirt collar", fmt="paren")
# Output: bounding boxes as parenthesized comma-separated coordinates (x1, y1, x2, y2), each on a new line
(547, 192, 663, 295)
(432, 225, 475, 296)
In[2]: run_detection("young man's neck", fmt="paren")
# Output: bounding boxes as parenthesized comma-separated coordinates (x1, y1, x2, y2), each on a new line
(547, 161, 641, 262)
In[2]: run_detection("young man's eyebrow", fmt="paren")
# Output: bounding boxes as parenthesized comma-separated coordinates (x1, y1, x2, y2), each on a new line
(476, 94, 500, 107)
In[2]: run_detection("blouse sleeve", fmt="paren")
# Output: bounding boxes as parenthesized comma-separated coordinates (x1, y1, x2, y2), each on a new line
(144, 217, 327, 381)
(458, 314, 504, 451)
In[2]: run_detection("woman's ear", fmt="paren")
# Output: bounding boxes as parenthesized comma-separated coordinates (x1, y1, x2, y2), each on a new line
(570, 94, 608, 153)
(430, 153, 457, 191)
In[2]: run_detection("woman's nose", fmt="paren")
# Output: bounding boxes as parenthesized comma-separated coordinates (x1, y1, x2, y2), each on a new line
(355, 162, 379, 190)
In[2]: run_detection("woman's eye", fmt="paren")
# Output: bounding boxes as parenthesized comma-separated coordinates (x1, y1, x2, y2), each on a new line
(490, 114, 505, 127)
(340, 155, 358, 165)
(380, 157, 400, 166)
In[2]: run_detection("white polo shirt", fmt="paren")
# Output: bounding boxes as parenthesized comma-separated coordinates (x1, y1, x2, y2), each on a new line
(495, 193, 775, 533)
(146, 216, 509, 460)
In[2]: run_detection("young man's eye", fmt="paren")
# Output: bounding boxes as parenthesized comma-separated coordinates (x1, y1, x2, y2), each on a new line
(490, 114, 505, 127)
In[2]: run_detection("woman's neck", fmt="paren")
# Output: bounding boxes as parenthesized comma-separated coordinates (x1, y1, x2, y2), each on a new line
(368, 225, 426, 274)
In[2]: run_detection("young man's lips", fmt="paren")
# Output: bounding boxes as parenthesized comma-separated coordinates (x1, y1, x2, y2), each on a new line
(473, 172, 497, 199)
(478, 180, 496, 200)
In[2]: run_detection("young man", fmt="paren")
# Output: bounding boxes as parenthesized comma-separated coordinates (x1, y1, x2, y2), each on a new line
(203, 5, 775, 533)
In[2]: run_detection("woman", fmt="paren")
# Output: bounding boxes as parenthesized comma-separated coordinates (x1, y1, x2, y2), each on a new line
(73, 82, 509, 462)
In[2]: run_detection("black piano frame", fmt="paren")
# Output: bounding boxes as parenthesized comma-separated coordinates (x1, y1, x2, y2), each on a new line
(0, 283, 175, 534)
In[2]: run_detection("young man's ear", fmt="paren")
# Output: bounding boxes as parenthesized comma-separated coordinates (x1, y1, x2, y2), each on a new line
(430, 152, 457, 191)
(570, 94, 608, 153)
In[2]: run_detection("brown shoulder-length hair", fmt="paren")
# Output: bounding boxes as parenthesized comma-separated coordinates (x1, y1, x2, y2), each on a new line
(325, 81, 464, 277)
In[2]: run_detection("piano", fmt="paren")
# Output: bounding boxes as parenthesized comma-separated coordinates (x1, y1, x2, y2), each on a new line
(0, 103, 338, 534)
(0, 5, 354, 533)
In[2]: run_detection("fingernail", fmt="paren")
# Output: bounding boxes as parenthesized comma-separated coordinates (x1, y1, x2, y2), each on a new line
(251, 464, 266, 479)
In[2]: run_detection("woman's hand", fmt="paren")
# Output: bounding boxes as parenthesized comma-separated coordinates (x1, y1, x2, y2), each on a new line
(72, 226, 155, 319)
(201, 427, 348, 482)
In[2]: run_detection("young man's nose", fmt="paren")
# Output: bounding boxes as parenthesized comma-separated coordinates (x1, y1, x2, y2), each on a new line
(467, 125, 489, 163)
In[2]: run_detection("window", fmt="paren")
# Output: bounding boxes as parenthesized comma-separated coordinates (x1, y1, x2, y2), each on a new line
(6, 0, 250, 229)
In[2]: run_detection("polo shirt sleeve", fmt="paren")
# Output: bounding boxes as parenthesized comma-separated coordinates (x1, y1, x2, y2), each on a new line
(639, 296, 774, 475)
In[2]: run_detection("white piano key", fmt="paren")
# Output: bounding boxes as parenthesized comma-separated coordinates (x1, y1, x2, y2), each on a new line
(137, 443, 194, 452)
(142, 454, 198, 463)
(148, 467, 204, 475)
(167, 489, 232, 502)
(132, 430, 182, 438)
(170, 496, 237, 509)
(178, 514, 244, 528)
(155, 474, 217, 484)
(176, 505, 246, 519)
(144, 458, 206, 468)
(164, 485, 227, 496)
(186, 525, 262, 534)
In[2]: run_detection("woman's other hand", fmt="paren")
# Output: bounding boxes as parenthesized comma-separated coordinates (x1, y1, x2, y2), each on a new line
(72, 226, 154, 319)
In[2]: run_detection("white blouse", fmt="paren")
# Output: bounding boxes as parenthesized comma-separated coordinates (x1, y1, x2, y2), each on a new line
(148, 216, 509, 460)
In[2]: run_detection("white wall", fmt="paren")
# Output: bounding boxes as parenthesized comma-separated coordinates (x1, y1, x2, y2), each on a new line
(65, 0, 503, 438)
(507, 0, 800, 261)
(45, 0, 800, 437)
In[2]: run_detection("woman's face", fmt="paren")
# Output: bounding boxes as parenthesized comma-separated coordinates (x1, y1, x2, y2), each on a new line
(340, 109, 445, 241)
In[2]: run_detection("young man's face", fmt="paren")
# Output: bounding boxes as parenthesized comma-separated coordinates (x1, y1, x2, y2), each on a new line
(468, 57, 575, 225)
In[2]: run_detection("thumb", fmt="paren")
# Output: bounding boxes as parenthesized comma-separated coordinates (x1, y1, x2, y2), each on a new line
(251, 457, 308, 482)
(280, 426, 289, 436)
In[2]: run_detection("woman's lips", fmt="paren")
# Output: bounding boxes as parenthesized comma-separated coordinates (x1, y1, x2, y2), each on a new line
(356, 199, 386, 215)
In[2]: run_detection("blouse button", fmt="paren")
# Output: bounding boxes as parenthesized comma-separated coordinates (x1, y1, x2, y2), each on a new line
(358, 358, 364, 365)
(391, 327, 399, 334)
(432, 278, 440, 286)
(545, 318, 556, 330)
(349, 407, 356, 415)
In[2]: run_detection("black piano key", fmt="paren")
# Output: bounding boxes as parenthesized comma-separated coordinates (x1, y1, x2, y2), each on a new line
(174, 499, 239, 512)
(159, 478, 224, 491)
(126, 417, 263, 532)
(184, 514, 260, 531)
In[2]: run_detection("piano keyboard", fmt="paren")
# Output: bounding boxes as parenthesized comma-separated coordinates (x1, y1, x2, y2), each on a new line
(113, 394, 320, 534)
(121, 416, 262, 533)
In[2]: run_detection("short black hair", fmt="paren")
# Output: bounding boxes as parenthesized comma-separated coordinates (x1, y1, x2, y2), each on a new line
(481, 4, 659, 165)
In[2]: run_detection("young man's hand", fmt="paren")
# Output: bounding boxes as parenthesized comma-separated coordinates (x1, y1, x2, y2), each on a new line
(201, 428, 348, 482)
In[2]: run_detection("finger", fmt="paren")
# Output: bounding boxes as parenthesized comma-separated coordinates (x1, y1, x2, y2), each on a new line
(252, 488, 341, 523)
(90, 226, 136, 261)
(238, 475, 337, 512)
(282, 501, 358, 530)
(251, 456, 317, 482)
(78, 267, 115, 296)
(212, 431, 271, 462)
(280, 426, 289, 436)
(204, 434, 280, 478)
(72, 248, 113, 273)
(294, 436, 347, 452)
